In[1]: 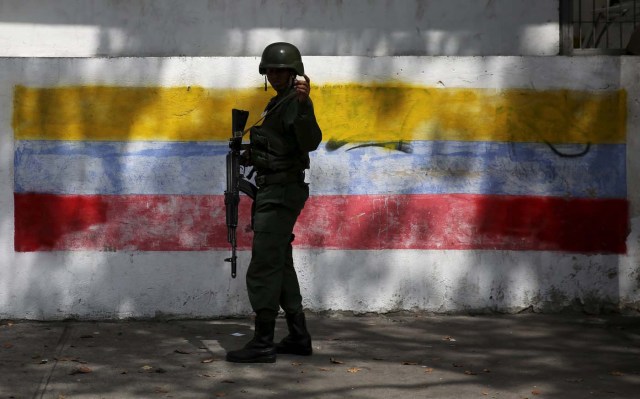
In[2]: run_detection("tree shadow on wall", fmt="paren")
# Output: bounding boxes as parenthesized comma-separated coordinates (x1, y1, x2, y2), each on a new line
(301, 55, 628, 315)
(9, 56, 271, 318)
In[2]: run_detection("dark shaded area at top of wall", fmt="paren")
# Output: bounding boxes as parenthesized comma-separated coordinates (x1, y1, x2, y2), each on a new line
(0, 0, 559, 56)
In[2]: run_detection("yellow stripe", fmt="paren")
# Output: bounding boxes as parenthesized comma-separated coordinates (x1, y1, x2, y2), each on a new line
(314, 84, 626, 144)
(13, 84, 626, 143)
(12, 85, 271, 141)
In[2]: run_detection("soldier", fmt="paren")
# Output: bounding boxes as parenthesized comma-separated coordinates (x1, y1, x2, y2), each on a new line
(226, 42, 322, 363)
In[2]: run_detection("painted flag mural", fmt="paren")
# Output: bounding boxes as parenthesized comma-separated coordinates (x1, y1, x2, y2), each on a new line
(13, 84, 628, 254)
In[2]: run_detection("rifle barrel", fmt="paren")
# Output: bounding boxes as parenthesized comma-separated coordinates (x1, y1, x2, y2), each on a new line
(224, 109, 250, 279)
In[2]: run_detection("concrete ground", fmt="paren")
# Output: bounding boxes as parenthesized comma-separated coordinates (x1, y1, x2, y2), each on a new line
(1, 313, 639, 399)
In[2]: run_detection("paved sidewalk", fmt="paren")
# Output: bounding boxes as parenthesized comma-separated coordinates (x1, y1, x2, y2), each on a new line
(1, 313, 639, 399)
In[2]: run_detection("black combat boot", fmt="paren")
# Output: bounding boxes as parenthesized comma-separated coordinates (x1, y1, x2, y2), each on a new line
(226, 319, 277, 363)
(276, 312, 312, 356)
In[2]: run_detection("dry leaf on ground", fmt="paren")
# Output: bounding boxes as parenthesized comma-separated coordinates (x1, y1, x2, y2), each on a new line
(347, 367, 362, 373)
(69, 366, 92, 375)
(57, 357, 85, 363)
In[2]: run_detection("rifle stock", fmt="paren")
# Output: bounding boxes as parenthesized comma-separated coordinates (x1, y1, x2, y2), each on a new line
(224, 109, 251, 278)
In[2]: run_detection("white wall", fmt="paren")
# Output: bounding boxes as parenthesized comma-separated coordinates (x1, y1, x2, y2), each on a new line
(1, 56, 639, 319)
(0, 0, 560, 57)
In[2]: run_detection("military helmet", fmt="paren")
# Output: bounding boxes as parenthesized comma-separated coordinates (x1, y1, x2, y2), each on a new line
(259, 42, 304, 75)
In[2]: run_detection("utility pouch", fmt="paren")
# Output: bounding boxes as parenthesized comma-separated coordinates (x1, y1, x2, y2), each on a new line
(250, 125, 297, 172)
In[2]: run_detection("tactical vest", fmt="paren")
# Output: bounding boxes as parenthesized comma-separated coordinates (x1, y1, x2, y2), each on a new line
(250, 97, 309, 173)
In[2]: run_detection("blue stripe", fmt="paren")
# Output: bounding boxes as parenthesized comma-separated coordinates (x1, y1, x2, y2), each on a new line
(14, 140, 626, 198)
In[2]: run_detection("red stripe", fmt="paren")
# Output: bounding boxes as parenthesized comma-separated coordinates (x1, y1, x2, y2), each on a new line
(14, 193, 628, 254)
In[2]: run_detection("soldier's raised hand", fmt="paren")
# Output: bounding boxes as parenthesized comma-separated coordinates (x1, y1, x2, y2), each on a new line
(294, 74, 311, 103)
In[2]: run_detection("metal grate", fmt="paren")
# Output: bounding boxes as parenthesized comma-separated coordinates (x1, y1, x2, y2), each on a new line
(565, 0, 640, 53)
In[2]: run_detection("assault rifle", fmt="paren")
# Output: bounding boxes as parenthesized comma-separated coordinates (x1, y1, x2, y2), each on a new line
(224, 109, 257, 278)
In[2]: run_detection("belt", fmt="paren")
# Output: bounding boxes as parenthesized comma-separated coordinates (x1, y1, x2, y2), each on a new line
(256, 171, 305, 186)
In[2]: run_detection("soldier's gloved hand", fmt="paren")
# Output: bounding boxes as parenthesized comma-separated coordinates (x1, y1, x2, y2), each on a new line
(240, 149, 253, 167)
